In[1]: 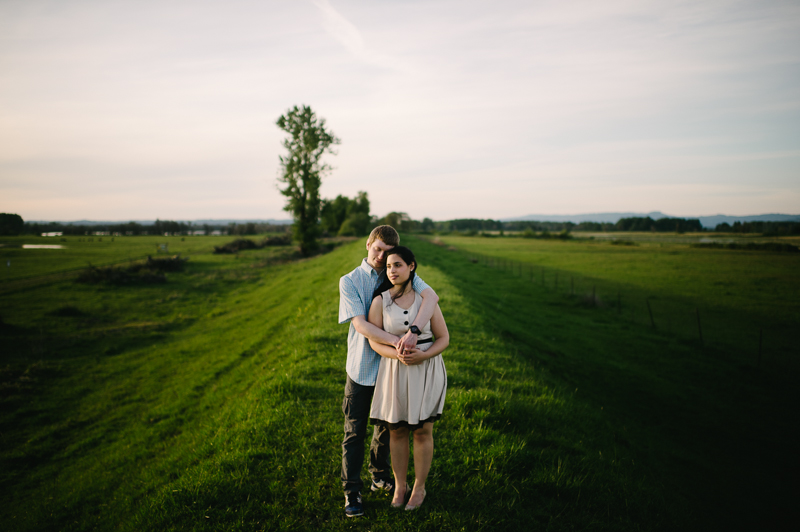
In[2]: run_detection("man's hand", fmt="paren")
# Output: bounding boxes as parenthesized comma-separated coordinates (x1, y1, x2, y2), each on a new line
(396, 329, 418, 353)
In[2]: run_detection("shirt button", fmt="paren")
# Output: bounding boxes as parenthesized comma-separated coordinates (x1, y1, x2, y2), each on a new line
(404, 311, 408, 314)
(404, 321, 409, 325)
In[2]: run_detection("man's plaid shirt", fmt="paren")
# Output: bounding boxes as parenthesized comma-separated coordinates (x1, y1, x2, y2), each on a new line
(339, 258, 431, 386)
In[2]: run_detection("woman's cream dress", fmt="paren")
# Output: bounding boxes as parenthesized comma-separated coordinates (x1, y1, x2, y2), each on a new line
(370, 290, 447, 429)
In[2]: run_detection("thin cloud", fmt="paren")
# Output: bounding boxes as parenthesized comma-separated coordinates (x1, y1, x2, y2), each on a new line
(312, 0, 365, 57)
(311, 0, 409, 72)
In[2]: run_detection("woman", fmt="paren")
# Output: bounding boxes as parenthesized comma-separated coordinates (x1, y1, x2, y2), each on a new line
(367, 246, 449, 510)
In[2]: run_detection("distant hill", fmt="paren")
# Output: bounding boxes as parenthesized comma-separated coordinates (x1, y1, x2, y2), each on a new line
(503, 212, 800, 228)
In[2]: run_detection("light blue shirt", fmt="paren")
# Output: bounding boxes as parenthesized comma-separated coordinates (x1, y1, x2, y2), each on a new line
(339, 258, 431, 386)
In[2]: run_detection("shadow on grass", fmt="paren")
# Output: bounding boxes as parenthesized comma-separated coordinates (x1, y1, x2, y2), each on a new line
(410, 236, 799, 532)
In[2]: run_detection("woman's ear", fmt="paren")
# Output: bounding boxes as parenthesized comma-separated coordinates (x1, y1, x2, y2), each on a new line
(410, 262, 416, 271)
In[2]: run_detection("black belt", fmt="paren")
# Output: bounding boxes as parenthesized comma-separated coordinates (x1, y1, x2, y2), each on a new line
(416, 337, 433, 344)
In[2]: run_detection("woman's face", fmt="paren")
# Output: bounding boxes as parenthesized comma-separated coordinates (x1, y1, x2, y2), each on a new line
(386, 254, 414, 286)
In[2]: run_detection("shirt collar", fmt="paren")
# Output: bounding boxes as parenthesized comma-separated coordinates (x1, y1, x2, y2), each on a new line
(360, 258, 382, 277)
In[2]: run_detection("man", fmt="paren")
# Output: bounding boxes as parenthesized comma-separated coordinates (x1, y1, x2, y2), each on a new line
(338, 225, 439, 517)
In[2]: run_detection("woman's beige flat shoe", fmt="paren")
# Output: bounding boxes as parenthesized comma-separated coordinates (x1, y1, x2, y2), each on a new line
(391, 483, 410, 508)
(404, 489, 426, 511)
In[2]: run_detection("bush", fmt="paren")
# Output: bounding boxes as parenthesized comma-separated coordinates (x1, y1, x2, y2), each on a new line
(77, 255, 187, 284)
(262, 234, 292, 246)
(77, 266, 166, 285)
(213, 239, 259, 254)
(521, 228, 573, 240)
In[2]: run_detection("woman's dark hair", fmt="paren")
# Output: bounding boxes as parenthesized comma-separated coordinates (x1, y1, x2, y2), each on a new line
(372, 246, 417, 304)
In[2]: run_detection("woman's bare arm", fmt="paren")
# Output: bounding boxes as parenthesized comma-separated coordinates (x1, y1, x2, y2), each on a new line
(351, 295, 399, 348)
(367, 295, 400, 359)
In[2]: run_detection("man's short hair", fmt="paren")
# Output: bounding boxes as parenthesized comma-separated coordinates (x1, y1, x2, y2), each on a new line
(367, 225, 400, 247)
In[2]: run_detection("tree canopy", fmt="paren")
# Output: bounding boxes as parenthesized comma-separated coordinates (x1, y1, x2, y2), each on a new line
(0, 213, 24, 236)
(321, 191, 372, 236)
(276, 105, 340, 255)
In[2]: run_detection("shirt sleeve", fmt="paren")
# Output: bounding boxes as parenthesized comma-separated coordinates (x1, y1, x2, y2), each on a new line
(412, 274, 431, 294)
(339, 275, 364, 324)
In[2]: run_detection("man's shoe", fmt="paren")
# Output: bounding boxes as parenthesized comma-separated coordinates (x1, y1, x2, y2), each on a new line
(370, 477, 395, 495)
(344, 492, 364, 518)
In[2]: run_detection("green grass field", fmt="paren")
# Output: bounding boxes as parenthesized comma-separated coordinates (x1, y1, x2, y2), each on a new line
(1, 235, 797, 531)
(431, 233, 799, 370)
(0, 235, 235, 282)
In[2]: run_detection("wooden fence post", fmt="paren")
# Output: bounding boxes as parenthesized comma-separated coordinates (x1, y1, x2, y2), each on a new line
(758, 329, 763, 367)
(646, 299, 655, 328)
(695, 308, 703, 346)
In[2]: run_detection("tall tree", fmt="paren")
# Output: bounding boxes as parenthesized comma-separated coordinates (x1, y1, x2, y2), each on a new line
(276, 105, 340, 255)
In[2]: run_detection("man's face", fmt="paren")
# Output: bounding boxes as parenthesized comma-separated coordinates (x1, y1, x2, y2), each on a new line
(366, 238, 394, 271)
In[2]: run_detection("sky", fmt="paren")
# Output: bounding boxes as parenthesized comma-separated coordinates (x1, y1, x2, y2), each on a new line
(1, 0, 799, 222)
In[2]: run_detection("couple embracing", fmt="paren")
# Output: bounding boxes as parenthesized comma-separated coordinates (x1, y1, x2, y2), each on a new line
(338, 225, 449, 517)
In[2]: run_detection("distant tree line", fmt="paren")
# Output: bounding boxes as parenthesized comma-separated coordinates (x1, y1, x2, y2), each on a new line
(714, 221, 800, 235)
(419, 216, 704, 234)
(227, 222, 291, 236)
(16, 217, 290, 236)
(503, 220, 618, 232)
(8, 207, 799, 241)
(614, 217, 703, 232)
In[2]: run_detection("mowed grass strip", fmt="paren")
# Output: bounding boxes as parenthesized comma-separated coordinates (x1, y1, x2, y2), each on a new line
(129, 244, 670, 532)
(2, 237, 795, 530)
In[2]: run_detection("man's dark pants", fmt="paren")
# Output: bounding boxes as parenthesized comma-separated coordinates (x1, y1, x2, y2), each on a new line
(341, 375, 391, 495)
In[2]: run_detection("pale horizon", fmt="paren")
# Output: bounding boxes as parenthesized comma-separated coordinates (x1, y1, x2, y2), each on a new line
(2, 0, 799, 221)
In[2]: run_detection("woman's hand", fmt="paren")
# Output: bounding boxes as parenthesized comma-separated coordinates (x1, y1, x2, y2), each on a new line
(398, 347, 426, 366)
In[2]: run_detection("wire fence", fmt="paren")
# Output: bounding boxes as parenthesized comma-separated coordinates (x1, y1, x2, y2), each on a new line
(429, 240, 797, 372)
